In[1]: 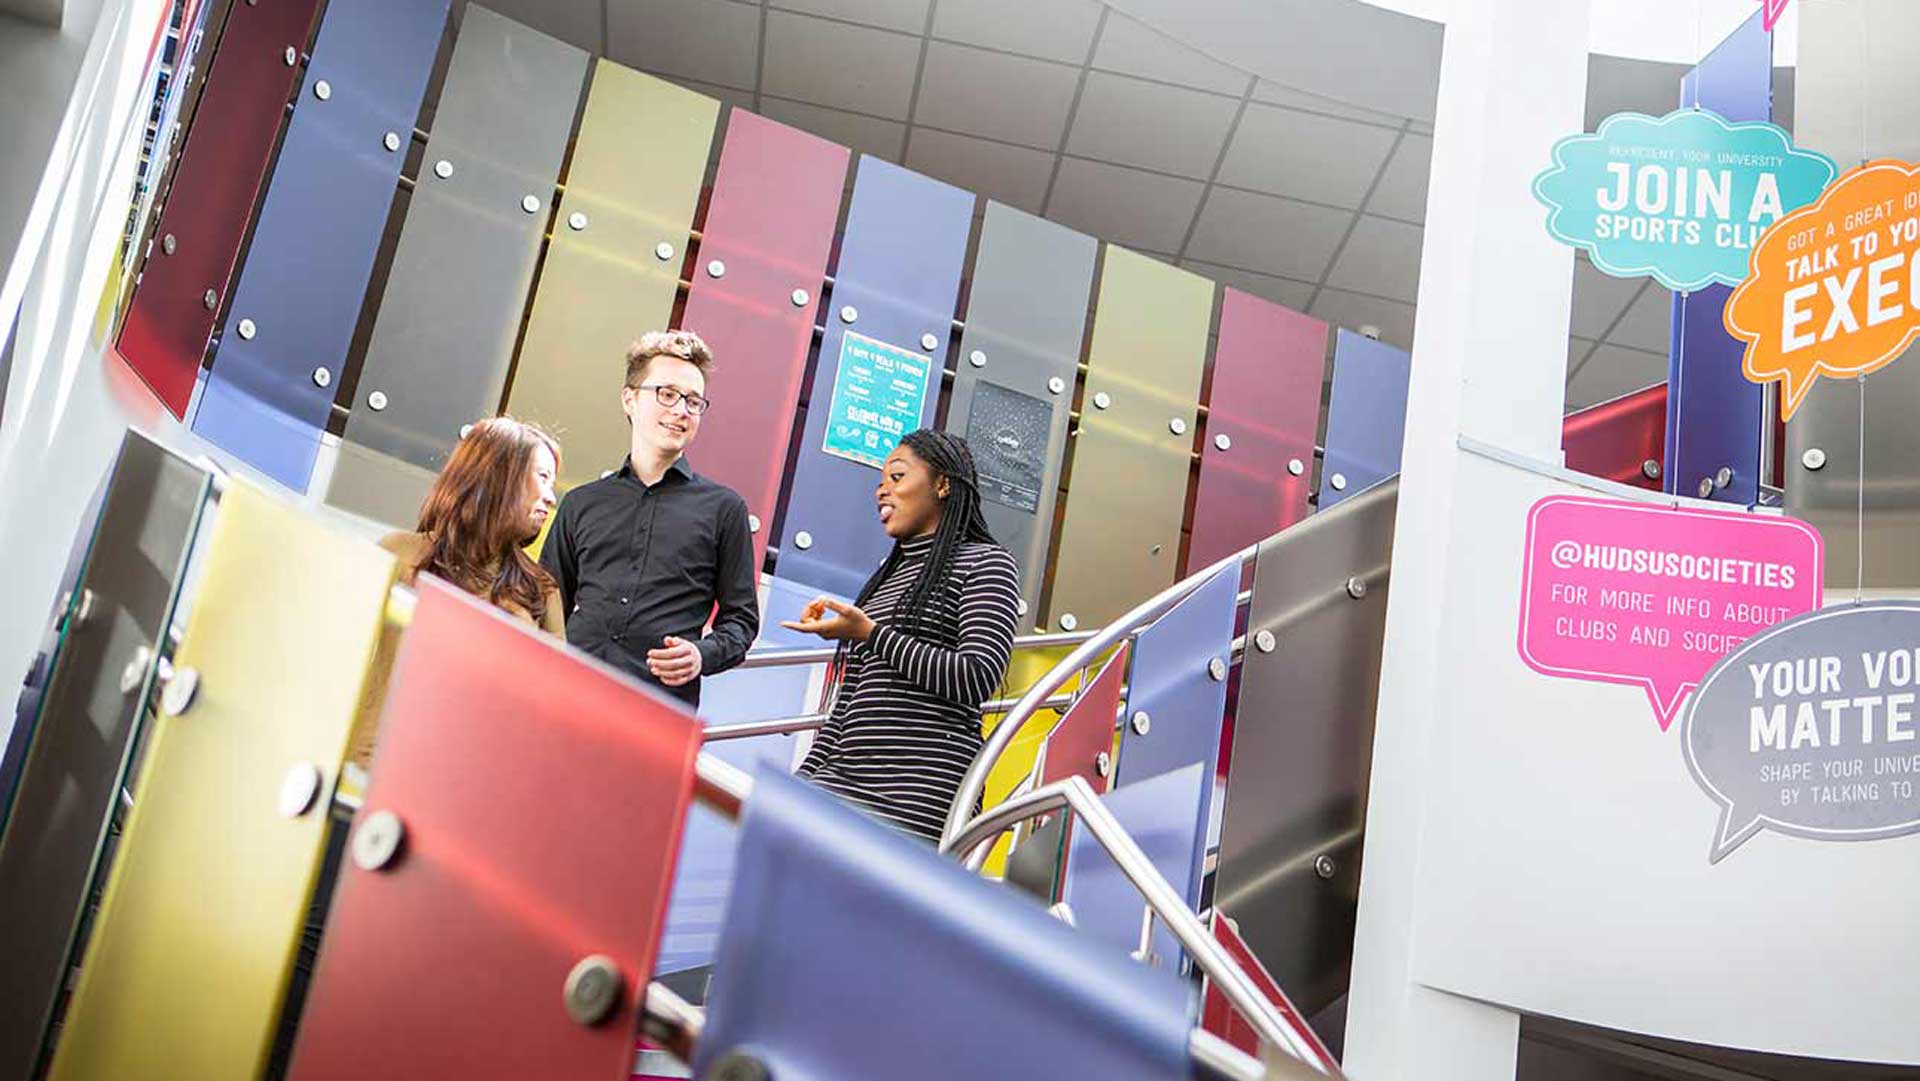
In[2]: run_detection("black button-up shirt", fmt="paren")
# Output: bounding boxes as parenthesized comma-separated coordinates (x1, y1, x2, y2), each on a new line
(539, 456, 759, 708)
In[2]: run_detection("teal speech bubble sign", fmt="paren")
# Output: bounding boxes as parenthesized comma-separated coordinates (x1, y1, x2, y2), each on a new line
(1533, 108, 1836, 291)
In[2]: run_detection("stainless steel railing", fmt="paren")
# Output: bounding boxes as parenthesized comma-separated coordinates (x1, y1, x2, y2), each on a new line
(937, 544, 1260, 847)
(946, 775, 1335, 1074)
(644, 755, 1311, 1081)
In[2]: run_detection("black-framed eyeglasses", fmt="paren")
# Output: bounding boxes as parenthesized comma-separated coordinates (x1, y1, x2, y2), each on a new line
(631, 383, 711, 416)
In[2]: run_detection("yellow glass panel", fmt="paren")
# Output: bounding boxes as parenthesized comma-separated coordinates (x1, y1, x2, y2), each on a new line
(1045, 247, 1213, 629)
(507, 62, 718, 491)
(48, 482, 399, 1081)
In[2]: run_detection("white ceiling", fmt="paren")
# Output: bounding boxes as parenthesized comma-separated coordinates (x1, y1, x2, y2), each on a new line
(459, 0, 1770, 406)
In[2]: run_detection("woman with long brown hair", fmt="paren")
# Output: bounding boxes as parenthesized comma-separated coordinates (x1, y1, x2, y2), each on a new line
(379, 416, 565, 635)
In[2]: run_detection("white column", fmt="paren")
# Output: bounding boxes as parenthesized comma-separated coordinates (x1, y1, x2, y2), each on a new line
(1342, 0, 1589, 1076)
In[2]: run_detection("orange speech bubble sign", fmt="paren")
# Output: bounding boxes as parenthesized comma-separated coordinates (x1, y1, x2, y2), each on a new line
(1726, 160, 1920, 420)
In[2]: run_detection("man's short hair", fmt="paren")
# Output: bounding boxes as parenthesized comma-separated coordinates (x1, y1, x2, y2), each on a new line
(625, 330, 715, 386)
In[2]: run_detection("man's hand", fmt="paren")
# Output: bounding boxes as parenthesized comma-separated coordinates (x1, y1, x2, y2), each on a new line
(778, 597, 875, 642)
(647, 635, 704, 687)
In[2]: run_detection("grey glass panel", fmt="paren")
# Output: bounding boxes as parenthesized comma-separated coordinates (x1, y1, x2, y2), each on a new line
(1215, 478, 1395, 1017)
(328, 6, 587, 518)
(1787, 351, 1920, 589)
(1787, 0, 1920, 589)
(942, 203, 1097, 629)
(0, 432, 209, 1081)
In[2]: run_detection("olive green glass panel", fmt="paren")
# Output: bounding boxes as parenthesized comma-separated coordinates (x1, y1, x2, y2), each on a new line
(1044, 247, 1213, 629)
(506, 62, 717, 491)
(46, 482, 398, 1081)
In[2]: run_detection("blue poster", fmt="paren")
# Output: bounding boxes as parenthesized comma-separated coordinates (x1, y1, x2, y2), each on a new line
(821, 331, 933, 469)
(1533, 108, 1835, 291)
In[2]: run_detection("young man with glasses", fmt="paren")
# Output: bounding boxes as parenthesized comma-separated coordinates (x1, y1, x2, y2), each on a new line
(539, 330, 759, 708)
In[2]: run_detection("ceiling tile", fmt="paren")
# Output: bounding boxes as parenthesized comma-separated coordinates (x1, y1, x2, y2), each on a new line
(1045, 158, 1202, 254)
(932, 0, 1102, 65)
(460, 0, 602, 52)
(914, 40, 1081, 149)
(1608, 283, 1673, 354)
(1308, 288, 1417, 352)
(778, 0, 930, 35)
(1253, 81, 1406, 128)
(761, 96, 906, 161)
(1325, 215, 1422, 303)
(1093, 11, 1248, 98)
(1566, 342, 1668, 411)
(1567, 254, 1641, 340)
(1067, 72, 1238, 179)
(660, 75, 755, 113)
(1217, 104, 1396, 209)
(1181, 260, 1315, 311)
(1186, 187, 1351, 281)
(609, 0, 761, 91)
(761, 10, 922, 120)
(906, 128, 1053, 213)
(1366, 132, 1430, 223)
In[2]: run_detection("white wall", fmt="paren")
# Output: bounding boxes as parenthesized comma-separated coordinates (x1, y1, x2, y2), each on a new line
(0, 0, 110, 363)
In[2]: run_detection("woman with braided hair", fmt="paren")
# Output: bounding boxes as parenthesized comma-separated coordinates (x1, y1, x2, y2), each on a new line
(781, 429, 1021, 841)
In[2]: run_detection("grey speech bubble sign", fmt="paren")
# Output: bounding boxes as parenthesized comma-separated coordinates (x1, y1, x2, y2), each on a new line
(1682, 600, 1920, 863)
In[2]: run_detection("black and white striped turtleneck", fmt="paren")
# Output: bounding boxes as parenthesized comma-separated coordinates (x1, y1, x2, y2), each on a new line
(797, 533, 1021, 841)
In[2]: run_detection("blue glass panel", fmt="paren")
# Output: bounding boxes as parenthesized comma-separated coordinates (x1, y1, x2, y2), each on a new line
(1666, 9, 1771, 506)
(1062, 763, 1210, 985)
(694, 768, 1193, 1080)
(1114, 564, 1236, 791)
(655, 576, 823, 980)
(775, 157, 973, 598)
(1107, 564, 1236, 955)
(190, 0, 449, 493)
(1318, 330, 1411, 509)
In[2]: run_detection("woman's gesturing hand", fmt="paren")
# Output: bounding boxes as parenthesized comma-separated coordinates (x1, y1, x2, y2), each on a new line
(779, 596, 875, 642)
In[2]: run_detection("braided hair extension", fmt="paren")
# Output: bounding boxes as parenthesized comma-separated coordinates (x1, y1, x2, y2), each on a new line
(819, 430, 1001, 710)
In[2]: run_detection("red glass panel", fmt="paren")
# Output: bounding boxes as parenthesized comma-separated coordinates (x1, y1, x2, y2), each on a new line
(1561, 382, 1666, 491)
(1188, 290, 1328, 572)
(287, 578, 701, 1081)
(1038, 643, 1126, 793)
(677, 111, 848, 569)
(115, 0, 323, 417)
(1199, 912, 1339, 1072)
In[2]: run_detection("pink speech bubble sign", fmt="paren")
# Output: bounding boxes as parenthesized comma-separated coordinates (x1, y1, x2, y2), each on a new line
(1517, 495, 1823, 730)
(1758, 0, 1791, 33)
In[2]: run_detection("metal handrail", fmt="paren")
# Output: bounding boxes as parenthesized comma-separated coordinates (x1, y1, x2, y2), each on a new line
(700, 688, 1082, 743)
(938, 544, 1258, 846)
(945, 776, 1334, 1074)
(655, 755, 1315, 1080)
(737, 627, 1098, 671)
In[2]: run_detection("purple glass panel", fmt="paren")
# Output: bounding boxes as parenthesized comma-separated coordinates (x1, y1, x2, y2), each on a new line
(1188, 291, 1327, 572)
(655, 576, 821, 982)
(678, 113, 848, 572)
(1318, 330, 1410, 509)
(1666, 9, 1770, 505)
(692, 767, 1192, 1080)
(1062, 763, 1210, 984)
(776, 158, 973, 598)
(190, 0, 449, 492)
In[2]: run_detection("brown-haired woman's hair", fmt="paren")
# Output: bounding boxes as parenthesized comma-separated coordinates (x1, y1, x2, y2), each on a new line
(414, 417, 560, 623)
